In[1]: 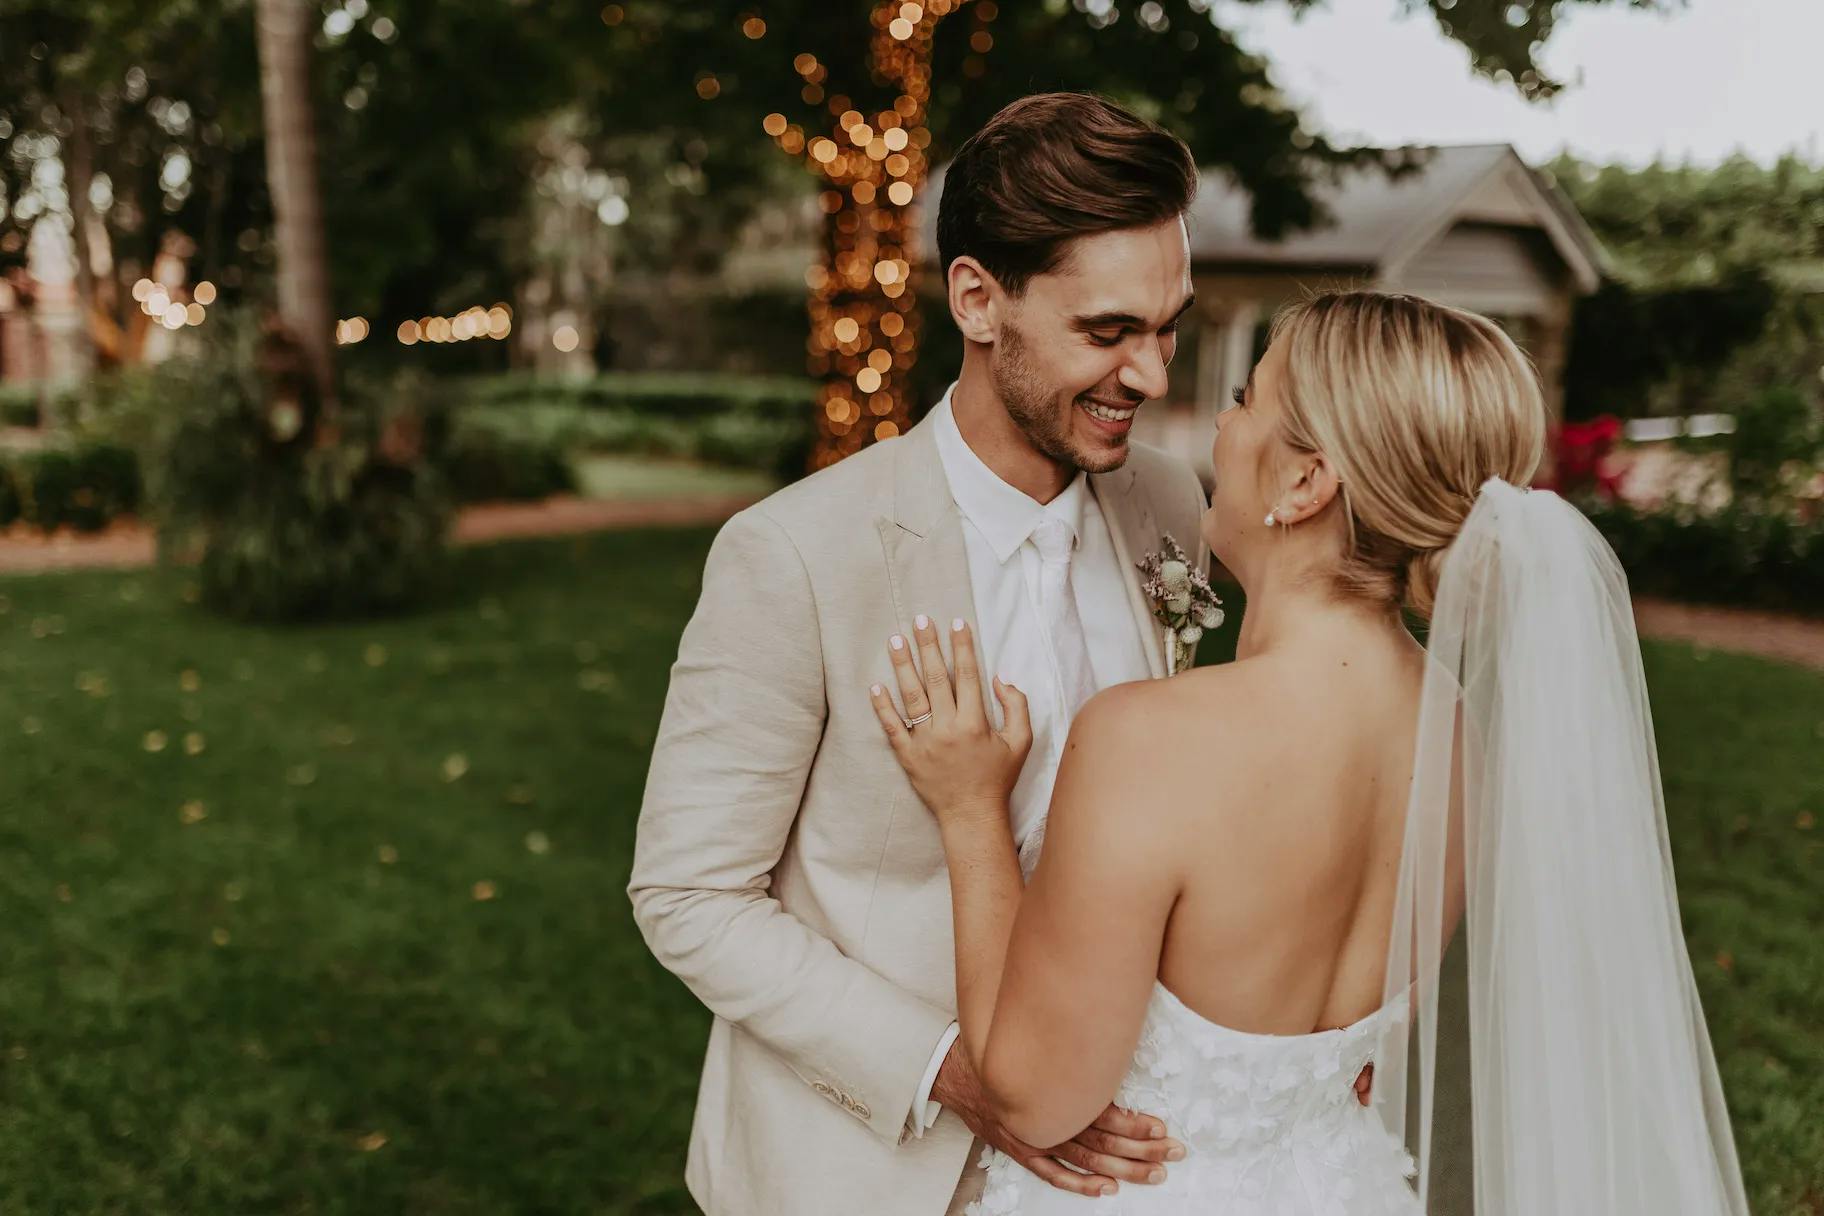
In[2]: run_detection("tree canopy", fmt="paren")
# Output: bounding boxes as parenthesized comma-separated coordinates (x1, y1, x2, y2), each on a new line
(0, 0, 1676, 329)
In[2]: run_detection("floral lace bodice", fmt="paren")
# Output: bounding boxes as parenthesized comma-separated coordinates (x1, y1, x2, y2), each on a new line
(977, 827, 1421, 1215)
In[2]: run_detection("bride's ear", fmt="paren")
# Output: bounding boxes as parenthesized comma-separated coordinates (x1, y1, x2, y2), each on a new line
(947, 256, 1001, 345)
(1281, 451, 1343, 525)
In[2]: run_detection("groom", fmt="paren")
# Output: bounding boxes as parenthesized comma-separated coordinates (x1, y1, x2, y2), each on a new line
(631, 93, 1209, 1215)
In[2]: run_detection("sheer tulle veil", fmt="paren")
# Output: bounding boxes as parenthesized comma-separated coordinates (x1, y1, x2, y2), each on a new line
(1373, 478, 1750, 1215)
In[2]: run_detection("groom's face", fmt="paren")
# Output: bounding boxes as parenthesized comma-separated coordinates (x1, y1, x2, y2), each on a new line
(991, 218, 1193, 474)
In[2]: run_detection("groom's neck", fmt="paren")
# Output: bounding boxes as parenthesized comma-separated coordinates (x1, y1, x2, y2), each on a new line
(951, 369, 1074, 504)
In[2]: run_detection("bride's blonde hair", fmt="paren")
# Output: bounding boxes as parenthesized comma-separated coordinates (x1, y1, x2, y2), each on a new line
(1268, 290, 1547, 618)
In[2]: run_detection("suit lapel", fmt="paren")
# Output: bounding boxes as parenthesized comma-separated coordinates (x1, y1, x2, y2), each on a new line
(1091, 463, 1169, 681)
(877, 419, 985, 710)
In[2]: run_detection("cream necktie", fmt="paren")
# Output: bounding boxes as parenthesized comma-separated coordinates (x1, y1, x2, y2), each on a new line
(1030, 515, 1098, 720)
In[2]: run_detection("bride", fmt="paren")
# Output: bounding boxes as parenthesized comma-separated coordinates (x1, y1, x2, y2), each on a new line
(868, 290, 1749, 1213)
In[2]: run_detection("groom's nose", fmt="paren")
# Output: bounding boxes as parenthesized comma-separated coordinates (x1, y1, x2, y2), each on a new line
(1117, 334, 1171, 401)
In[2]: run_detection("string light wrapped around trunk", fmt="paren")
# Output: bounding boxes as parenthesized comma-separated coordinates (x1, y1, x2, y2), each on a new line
(762, 0, 978, 469)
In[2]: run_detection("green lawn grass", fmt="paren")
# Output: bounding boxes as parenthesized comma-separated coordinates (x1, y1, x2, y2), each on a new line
(0, 530, 1818, 1213)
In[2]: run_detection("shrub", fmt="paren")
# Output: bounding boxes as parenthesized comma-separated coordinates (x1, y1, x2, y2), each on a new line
(0, 382, 41, 428)
(1582, 498, 1824, 615)
(1728, 385, 1822, 506)
(0, 439, 143, 532)
(145, 316, 454, 621)
(457, 370, 816, 421)
(694, 411, 816, 482)
(1549, 415, 1626, 499)
(448, 375, 813, 481)
(442, 430, 574, 502)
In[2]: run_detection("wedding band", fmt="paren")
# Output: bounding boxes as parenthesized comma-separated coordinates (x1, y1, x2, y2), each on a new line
(904, 711, 933, 728)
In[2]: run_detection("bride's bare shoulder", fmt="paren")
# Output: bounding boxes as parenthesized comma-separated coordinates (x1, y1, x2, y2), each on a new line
(1039, 665, 1296, 897)
(1068, 658, 1292, 778)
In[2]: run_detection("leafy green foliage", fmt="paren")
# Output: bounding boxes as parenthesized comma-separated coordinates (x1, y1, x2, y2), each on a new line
(142, 318, 454, 620)
(1728, 386, 1824, 507)
(1553, 153, 1824, 420)
(1562, 271, 1778, 419)
(1551, 153, 1824, 289)
(0, 0, 1667, 332)
(458, 370, 815, 419)
(442, 428, 575, 504)
(1583, 497, 1824, 616)
(0, 381, 42, 427)
(0, 437, 141, 531)
(454, 370, 816, 481)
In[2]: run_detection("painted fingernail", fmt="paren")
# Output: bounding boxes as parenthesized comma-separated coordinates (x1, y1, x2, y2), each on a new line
(1100, 1184, 1118, 1197)
(891, 635, 905, 650)
(1166, 1145, 1186, 1162)
(1150, 1125, 1165, 1139)
(915, 613, 929, 630)
(870, 684, 883, 696)
(951, 617, 964, 632)
(1147, 1168, 1166, 1185)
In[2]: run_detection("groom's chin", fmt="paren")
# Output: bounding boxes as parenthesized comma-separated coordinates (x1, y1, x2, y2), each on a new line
(1073, 437, 1132, 475)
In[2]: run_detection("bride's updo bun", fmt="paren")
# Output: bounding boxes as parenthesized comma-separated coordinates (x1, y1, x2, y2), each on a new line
(1268, 291, 1547, 619)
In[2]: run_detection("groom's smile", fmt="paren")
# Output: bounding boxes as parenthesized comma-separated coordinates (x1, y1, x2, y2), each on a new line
(1077, 393, 1142, 437)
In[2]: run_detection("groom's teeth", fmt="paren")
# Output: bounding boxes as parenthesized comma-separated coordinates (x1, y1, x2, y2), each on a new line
(1083, 401, 1137, 422)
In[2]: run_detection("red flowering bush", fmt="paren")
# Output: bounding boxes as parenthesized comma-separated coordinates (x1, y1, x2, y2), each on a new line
(1549, 414, 1627, 500)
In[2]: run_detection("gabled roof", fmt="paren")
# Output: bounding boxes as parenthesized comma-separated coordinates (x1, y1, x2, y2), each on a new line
(1182, 144, 1605, 293)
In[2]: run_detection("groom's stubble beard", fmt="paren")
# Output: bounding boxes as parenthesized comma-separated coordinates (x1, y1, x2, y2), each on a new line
(991, 318, 1131, 476)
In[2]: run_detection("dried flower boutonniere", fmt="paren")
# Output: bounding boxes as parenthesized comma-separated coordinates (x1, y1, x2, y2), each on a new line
(1136, 535, 1224, 675)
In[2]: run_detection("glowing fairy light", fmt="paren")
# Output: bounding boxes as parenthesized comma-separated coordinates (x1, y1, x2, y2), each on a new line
(761, 0, 977, 467)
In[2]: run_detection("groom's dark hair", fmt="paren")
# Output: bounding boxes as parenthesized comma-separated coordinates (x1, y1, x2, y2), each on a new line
(936, 92, 1197, 296)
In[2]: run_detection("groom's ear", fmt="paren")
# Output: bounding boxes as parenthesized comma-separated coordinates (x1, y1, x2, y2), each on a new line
(946, 256, 1001, 345)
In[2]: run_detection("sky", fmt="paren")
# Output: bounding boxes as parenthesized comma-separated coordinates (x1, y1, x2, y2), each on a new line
(1211, 0, 1824, 167)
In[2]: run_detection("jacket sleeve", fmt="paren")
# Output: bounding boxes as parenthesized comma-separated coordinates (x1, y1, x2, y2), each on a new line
(628, 506, 955, 1144)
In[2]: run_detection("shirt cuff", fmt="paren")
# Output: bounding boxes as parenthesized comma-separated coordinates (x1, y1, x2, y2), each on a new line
(909, 1022, 962, 1138)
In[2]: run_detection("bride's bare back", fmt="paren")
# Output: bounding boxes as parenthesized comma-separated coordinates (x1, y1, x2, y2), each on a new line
(1143, 623, 1425, 1037)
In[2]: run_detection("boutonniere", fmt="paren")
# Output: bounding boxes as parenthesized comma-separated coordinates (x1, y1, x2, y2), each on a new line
(1136, 534, 1224, 676)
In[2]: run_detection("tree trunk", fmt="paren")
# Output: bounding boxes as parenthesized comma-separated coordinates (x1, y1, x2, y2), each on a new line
(776, 0, 961, 471)
(254, 0, 336, 411)
(58, 84, 99, 385)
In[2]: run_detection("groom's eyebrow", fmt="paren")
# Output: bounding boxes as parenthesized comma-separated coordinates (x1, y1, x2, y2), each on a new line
(1071, 293, 1196, 331)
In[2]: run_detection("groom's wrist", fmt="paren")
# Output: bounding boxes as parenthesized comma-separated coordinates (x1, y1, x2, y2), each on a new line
(911, 1022, 961, 1135)
(928, 1033, 980, 1117)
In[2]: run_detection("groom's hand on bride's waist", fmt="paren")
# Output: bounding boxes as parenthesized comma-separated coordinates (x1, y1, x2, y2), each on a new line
(931, 1040, 1183, 1198)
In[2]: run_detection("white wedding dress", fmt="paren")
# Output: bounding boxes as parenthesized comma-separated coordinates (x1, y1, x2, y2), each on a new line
(963, 830, 1423, 1216)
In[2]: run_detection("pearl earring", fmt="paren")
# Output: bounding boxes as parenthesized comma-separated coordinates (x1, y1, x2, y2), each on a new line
(1263, 510, 1277, 527)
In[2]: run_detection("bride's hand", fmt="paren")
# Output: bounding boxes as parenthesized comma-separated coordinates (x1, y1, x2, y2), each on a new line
(870, 615, 1031, 824)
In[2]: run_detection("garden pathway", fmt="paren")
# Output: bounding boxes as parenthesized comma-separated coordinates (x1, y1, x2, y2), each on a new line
(0, 493, 763, 576)
(1631, 598, 1824, 672)
(2, 497, 1820, 672)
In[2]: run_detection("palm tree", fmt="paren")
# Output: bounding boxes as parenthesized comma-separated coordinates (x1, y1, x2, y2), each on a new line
(253, 0, 336, 412)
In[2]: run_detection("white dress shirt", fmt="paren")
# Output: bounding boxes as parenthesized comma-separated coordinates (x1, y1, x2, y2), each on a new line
(908, 385, 1154, 1135)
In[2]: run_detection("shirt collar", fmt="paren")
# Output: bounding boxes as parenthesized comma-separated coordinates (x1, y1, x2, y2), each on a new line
(931, 383, 1089, 565)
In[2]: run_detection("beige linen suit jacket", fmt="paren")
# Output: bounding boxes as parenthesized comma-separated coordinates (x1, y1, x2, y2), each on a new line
(629, 412, 1209, 1216)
